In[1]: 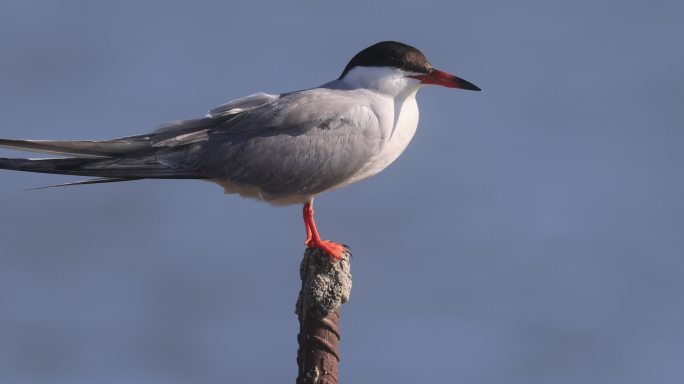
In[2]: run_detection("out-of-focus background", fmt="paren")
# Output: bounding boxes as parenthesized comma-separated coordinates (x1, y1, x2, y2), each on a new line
(1, 1, 682, 383)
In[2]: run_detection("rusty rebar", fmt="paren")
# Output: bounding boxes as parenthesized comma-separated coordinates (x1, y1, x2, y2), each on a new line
(296, 247, 352, 384)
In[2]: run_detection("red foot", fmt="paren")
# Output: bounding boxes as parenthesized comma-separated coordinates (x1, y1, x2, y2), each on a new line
(302, 201, 345, 260)
(306, 239, 346, 260)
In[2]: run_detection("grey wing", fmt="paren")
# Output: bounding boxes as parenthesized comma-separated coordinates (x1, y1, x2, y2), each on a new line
(0, 92, 282, 158)
(189, 91, 382, 200)
(0, 92, 284, 183)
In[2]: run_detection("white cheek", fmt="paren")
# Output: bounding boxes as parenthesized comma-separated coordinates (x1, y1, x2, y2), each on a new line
(342, 67, 408, 95)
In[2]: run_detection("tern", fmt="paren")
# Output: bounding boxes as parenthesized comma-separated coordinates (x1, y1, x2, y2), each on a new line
(0, 41, 480, 258)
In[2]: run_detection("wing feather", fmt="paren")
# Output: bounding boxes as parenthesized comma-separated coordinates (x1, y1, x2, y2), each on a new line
(208, 92, 280, 118)
(188, 89, 382, 200)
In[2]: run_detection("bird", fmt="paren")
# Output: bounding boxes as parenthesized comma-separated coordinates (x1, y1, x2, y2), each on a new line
(0, 41, 480, 259)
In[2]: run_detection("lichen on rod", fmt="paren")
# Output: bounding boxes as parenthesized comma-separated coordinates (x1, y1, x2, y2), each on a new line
(296, 247, 352, 384)
(296, 247, 352, 318)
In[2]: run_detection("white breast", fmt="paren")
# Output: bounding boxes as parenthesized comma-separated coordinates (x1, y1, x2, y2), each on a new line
(337, 89, 420, 187)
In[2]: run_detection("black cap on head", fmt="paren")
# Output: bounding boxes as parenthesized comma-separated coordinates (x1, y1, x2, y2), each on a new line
(339, 41, 431, 79)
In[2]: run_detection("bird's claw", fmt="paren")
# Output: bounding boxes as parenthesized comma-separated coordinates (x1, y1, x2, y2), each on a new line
(306, 239, 346, 260)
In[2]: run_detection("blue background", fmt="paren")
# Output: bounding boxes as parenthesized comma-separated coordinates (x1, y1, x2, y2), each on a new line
(1, 1, 683, 383)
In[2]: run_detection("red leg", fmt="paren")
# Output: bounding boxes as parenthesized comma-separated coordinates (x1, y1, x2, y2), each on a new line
(303, 203, 313, 244)
(302, 201, 345, 259)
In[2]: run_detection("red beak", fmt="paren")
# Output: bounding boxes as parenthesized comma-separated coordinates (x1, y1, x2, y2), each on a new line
(411, 68, 481, 91)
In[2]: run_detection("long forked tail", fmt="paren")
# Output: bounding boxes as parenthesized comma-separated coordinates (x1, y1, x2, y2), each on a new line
(0, 157, 99, 174)
(0, 157, 195, 178)
(0, 138, 149, 158)
(0, 137, 204, 187)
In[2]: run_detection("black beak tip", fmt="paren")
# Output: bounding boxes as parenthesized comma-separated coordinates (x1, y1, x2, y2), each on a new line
(469, 84, 482, 92)
(459, 79, 482, 91)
